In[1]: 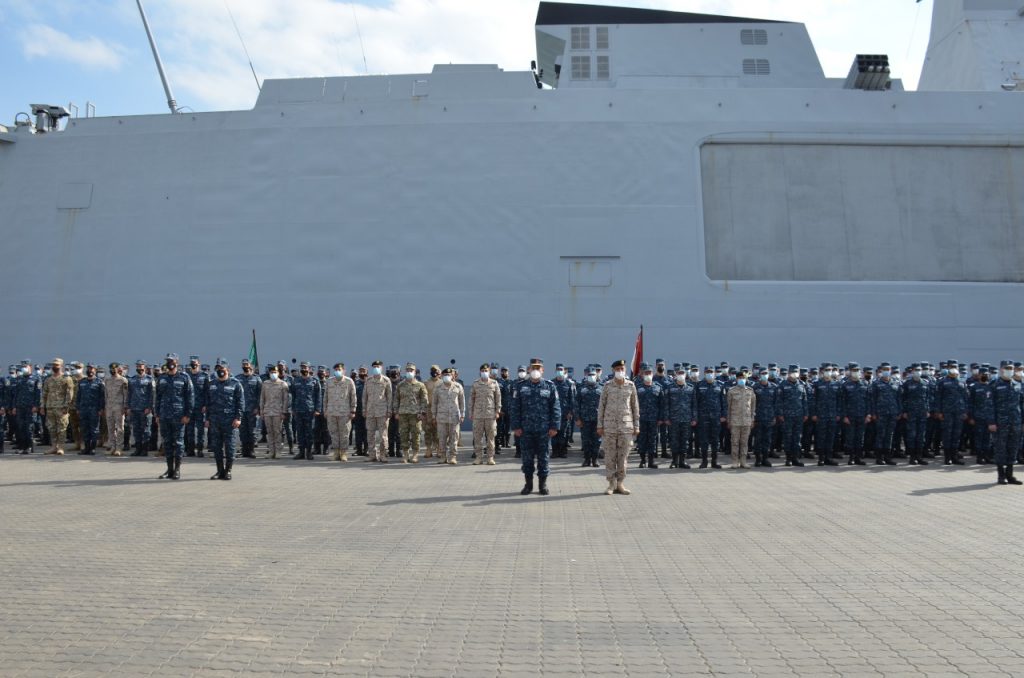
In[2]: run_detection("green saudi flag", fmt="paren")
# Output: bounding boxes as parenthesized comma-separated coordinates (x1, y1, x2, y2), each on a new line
(248, 329, 259, 371)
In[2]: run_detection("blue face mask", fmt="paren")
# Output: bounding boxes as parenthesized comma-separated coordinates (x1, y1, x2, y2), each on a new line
(371, 367, 382, 376)
(769, 370, 779, 378)
(737, 378, 747, 387)
(705, 373, 714, 382)
(333, 370, 343, 378)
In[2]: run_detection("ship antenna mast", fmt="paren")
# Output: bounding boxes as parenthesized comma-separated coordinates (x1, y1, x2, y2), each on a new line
(135, 0, 179, 113)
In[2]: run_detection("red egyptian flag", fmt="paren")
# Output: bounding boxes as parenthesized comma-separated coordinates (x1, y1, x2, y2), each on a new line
(630, 325, 644, 377)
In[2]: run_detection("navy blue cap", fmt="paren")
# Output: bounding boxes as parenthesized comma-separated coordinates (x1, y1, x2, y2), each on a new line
(639, 362, 652, 371)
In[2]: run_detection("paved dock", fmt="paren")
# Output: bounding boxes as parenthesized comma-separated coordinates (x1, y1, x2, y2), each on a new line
(1, 448, 1022, 677)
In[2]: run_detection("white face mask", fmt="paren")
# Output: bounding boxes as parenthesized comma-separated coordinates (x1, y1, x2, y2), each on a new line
(913, 370, 922, 379)
(880, 371, 890, 378)
(480, 372, 489, 379)
(642, 375, 653, 385)
(441, 375, 452, 384)
(490, 369, 498, 377)
(689, 371, 699, 380)
(759, 375, 768, 383)
(586, 375, 597, 383)
(517, 371, 526, 379)
(556, 370, 565, 378)
(675, 374, 686, 384)
(705, 373, 714, 382)
(614, 370, 626, 381)
(269, 373, 279, 381)
(406, 371, 415, 379)
(1003, 369, 1015, 379)
(850, 371, 861, 381)
(949, 370, 959, 378)
(530, 369, 542, 380)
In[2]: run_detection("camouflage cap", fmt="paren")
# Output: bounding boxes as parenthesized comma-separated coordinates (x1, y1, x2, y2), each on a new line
(52, 357, 64, 366)
(215, 359, 228, 367)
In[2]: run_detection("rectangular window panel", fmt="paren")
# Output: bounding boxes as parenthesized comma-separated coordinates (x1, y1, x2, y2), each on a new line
(596, 26, 609, 49)
(571, 55, 591, 80)
(700, 143, 1024, 282)
(571, 26, 590, 50)
(596, 56, 610, 80)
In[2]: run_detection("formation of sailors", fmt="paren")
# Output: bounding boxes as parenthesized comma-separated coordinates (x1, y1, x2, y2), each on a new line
(2, 354, 1022, 490)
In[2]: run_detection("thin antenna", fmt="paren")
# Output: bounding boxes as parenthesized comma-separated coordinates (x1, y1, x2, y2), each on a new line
(352, 5, 369, 74)
(224, 0, 261, 92)
(135, 0, 179, 113)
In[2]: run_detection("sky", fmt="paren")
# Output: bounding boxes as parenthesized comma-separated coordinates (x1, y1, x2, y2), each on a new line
(0, 0, 934, 121)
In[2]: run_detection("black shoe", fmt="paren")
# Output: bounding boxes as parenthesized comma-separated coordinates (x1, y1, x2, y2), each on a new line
(824, 459, 838, 466)
(886, 459, 897, 466)
(917, 458, 929, 466)
(711, 463, 723, 469)
(172, 457, 181, 480)
(649, 462, 659, 469)
(1008, 466, 1023, 485)
(792, 460, 805, 467)
(224, 460, 233, 480)
(786, 460, 793, 467)
(538, 477, 549, 496)
(853, 460, 866, 466)
(639, 460, 647, 468)
(159, 457, 173, 479)
(211, 459, 224, 480)
(679, 462, 691, 469)
(581, 459, 589, 467)
(817, 460, 825, 466)
(699, 461, 708, 469)
(952, 459, 965, 466)
(292, 451, 304, 460)
(520, 475, 534, 495)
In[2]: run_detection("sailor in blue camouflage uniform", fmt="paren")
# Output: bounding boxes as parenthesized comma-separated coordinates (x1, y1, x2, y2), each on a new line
(184, 356, 209, 457)
(155, 353, 195, 480)
(635, 363, 666, 469)
(901, 364, 932, 465)
(991, 360, 1023, 485)
(511, 365, 528, 459)
(936, 361, 968, 465)
(812, 364, 840, 466)
(496, 366, 512, 449)
(235, 358, 262, 458)
(575, 366, 603, 467)
(10, 361, 41, 454)
(654, 359, 672, 459)
(127, 360, 155, 456)
(74, 364, 105, 456)
(551, 363, 576, 458)
(695, 366, 726, 469)
(510, 358, 561, 496)
(776, 364, 808, 467)
(967, 366, 995, 464)
(665, 367, 695, 469)
(205, 359, 244, 480)
(752, 370, 777, 467)
(869, 363, 901, 466)
(290, 361, 323, 460)
(838, 363, 870, 465)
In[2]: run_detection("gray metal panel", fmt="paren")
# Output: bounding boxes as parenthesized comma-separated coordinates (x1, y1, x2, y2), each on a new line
(701, 143, 1024, 282)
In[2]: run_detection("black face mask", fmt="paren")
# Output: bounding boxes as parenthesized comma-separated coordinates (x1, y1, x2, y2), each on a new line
(216, 369, 227, 378)
(137, 369, 145, 375)
(301, 370, 309, 376)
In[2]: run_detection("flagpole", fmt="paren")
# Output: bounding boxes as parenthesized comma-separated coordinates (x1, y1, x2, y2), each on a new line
(251, 328, 258, 372)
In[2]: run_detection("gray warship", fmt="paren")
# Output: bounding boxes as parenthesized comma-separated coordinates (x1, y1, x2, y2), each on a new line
(1, 0, 1022, 368)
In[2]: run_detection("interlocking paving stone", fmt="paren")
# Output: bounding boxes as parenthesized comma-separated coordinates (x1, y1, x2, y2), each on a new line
(1, 447, 1023, 677)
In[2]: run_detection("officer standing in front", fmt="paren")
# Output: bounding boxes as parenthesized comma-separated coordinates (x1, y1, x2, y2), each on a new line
(155, 353, 195, 480)
(991, 360, 1023, 485)
(205, 359, 244, 480)
(510, 358, 561, 496)
(597, 359, 638, 495)
(41, 358, 75, 456)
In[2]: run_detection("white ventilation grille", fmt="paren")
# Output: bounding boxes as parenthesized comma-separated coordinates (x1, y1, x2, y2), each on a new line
(571, 26, 590, 50)
(740, 29, 768, 45)
(571, 55, 591, 80)
(742, 58, 771, 75)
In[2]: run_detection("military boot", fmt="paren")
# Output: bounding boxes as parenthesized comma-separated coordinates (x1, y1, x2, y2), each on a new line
(223, 459, 233, 480)
(340, 451, 349, 462)
(292, 449, 304, 460)
(1007, 465, 1023, 485)
(305, 448, 314, 461)
(639, 454, 647, 469)
(538, 476, 549, 496)
(997, 465, 1007, 485)
(520, 474, 534, 495)
(171, 457, 181, 480)
(211, 458, 224, 480)
(159, 456, 173, 479)
(605, 479, 615, 495)
(648, 456, 659, 469)
(614, 480, 631, 495)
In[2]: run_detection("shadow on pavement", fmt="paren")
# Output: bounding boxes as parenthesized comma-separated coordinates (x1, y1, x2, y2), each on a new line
(908, 482, 993, 496)
(369, 491, 599, 506)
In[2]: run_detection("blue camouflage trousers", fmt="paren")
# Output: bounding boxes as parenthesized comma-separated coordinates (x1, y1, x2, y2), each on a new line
(905, 414, 929, 454)
(80, 410, 101, 450)
(293, 412, 314, 451)
(161, 418, 186, 459)
(185, 408, 205, 452)
(520, 431, 551, 478)
(131, 411, 151, 453)
(993, 422, 1022, 466)
(208, 419, 238, 463)
(780, 417, 802, 460)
